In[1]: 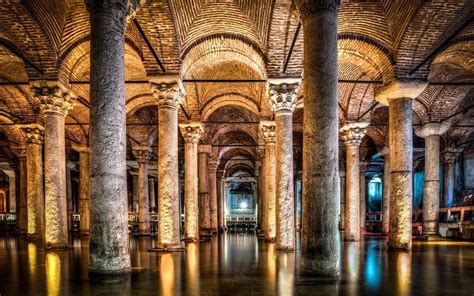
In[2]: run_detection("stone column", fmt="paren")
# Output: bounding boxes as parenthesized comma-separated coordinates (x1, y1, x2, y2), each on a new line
(72, 144, 90, 235)
(340, 123, 368, 241)
(269, 81, 298, 251)
(3, 170, 16, 213)
(131, 173, 139, 212)
(148, 178, 156, 211)
(89, 0, 141, 274)
(295, 0, 340, 277)
(209, 161, 219, 233)
(198, 145, 212, 235)
(360, 162, 368, 233)
(415, 123, 450, 235)
(257, 148, 266, 235)
(66, 161, 74, 231)
(217, 171, 225, 232)
(443, 147, 462, 208)
(34, 85, 73, 249)
(179, 123, 203, 241)
(255, 160, 262, 231)
(21, 125, 44, 241)
(376, 79, 427, 250)
(12, 146, 27, 233)
(151, 81, 184, 249)
(339, 167, 346, 231)
(132, 146, 152, 235)
(260, 121, 277, 241)
(379, 146, 390, 234)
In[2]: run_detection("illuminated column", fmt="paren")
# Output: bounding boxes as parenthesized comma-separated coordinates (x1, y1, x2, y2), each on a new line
(295, 0, 340, 276)
(152, 80, 184, 249)
(148, 178, 156, 210)
(340, 122, 368, 241)
(260, 121, 276, 241)
(132, 146, 152, 235)
(339, 167, 346, 230)
(21, 125, 44, 240)
(360, 162, 368, 233)
(217, 171, 225, 232)
(11, 146, 27, 233)
(88, 0, 142, 274)
(255, 160, 263, 231)
(415, 123, 450, 235)
(376, 79, 427, 250)
(257, 148, 266, 235)
(209, 161, 219, 233)
(34, 85, 74, 249)
(379, 146, 390, 234)
(72, 144, 90, 235)
(179, 123, 203, 241)
(269, 81, 298, 251)
(66, 161, 74, 231)
(443, 147, 462, 208)
(132, 173, 139, 212)
(198, 145, 212, 235)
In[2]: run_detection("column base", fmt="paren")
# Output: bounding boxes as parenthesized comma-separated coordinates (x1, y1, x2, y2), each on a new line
(416, 234, 444, 241)
(300, 254, 340, 278)
(149, 243, 185, 252)
(79, 231, 90, 236)
(275, 245, 295, 252)
(218, 227, 226, 233)
(343, 234, 359, 242)
(138, 232, 151, 236)
(46, 243, 69, 250)
(387, 241, 411, 251)
(211, 228, 218, 233)
(185, 236, 199, 242)
(89, 268, 131, 278)
(265, 236, 275, 243)
(199, 229, 213, 237)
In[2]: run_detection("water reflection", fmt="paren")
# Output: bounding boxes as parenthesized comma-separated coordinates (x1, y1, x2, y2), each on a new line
(160, 254, 175, 296)
(365, 243, 381, 289)
(396, 252, 411, 295)
(46, 252, 61, 296)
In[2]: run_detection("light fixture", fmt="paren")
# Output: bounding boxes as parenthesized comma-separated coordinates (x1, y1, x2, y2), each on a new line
(240, 201, 248, 209)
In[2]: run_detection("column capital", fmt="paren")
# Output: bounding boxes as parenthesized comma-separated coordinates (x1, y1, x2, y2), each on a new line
(198, 144, 212, 154)
(216, 170, 224, 179)
(340, 122, 369, 147)
(443, 147, 463, 164)
(32, 83, 74, 117)
(269, 81, 299, 113)
(208, 161, 218, 173)
(132, 145, 152, 164)
(71, 143, 89, 153)
(295, 0, 340, 18)
(260, 121, 276, 144)
(414, 122, 450, 138)
(10, 145, 27, 159)
(151, 77, 185, 110)
(20, 124, 44, 145)
(258, 147, 266, 160)
(375, 79, 428, 106)
(179, 123, 203, 144)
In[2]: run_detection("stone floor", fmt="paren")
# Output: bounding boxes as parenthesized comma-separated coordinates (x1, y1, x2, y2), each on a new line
(0, 233, 473, 295)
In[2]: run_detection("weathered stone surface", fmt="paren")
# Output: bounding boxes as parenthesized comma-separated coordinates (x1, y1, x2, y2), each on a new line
(132, 146, 152, 235)
(379, 146, 390, 235)
(375, 79, 428, 106)
(11, 146, 27, 233)
(260, 121, 277, 241)
(208, 161, 218, 233)
(89, 0, 130, 274)
(148, 178, 156, 210)
(443, 147, 463, 208)
(72, 144, 90, 235)
(198, 145, 212, 234)
(360, 163, 367, 233)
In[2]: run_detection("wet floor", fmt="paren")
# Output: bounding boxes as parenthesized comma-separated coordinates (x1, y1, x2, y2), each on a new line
(0, 233, 473, 295)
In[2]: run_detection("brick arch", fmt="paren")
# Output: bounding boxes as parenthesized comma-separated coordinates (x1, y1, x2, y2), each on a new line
(430, 38, 474, 79)
(201, 93, 260, 122)
(0, 111, 23, 145)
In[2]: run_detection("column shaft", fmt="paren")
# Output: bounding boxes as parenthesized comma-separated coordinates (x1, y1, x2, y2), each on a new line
(138, 161, 150, 235)
(382, 153, 390, 234)
(198, 150, 211, 233)
(423, 135, 440, 234)
(209, 163, 218, 233)
(360, 171, 366, 233)
(217, 176, 224, 231)
(78, 151, 90, 234)
(339, 171, 345, 230)
(18, 155, 27, 233)
(444, 162, 454, 208)
(149, 178, 155, 210)
(265, 143, 276, 240)
(184, 139, 199, 241)
(344, 145, 360, 241)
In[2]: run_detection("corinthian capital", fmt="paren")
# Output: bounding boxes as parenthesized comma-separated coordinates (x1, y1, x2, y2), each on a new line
(260, 121, 276, 144)
(443, 147, 463, 165)
(340, 122, 369, 147)
(151, 77, 185, 110)
(32, 84, 74, 117)
(20, 124, 44, 145)
(209, 161, 218, 174)
(269, 82, 298, 113)
(179, 123, 203, 144)
(132, 145, 152, 164)
(295, 0, 340, 19)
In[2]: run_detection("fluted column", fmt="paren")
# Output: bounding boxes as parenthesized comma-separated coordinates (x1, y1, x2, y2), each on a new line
(11, 146, 27, 233)
(360, 162, 367, 233)
(72, 144, 90, 235)
(179, 123, 203, 241)
(209, 161, 218, 233)
(34, 85, 73, 249)
(415, 123, 450, 235)
(260, 121, 276, 241)
(88, 0, 142, 274)
(198, 145, 212, 235)
(21, 125, 44, 241)
(295, 0, 340, 277)
(132, 146, 152, 235)
(269, 81, 298, 251)
(443, 147, 462, 208)
(379, 146, 390, 234)
(376, 79, 427, 250)
(152, 81, 184, 249)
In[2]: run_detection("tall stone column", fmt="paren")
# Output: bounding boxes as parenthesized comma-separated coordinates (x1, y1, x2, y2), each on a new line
(152, 80, 184, 249)
(131, 173, 139, 212)
(379, 146, 390, 234)
(376, 79, 427, 250)
(34, 85, 73, 249)
(72, 144, 90, 235)
(269, 81, 298, 251)
(21, 125, 44, 241)
(339, 167, 346, 230)
(217, 171, 225, 232)
(12, 146, 27, 233)
(360, 163, 367, 233)
(198, 145, 212, 235)
(148, 178, 156, 211)
(3, 170, 16, 213)
(257, 148, 266, 235)
(209, 161, 219, 233)
(179, 123, 203, 241)
(132, 146, 152, 235)
(260, 121, 276, 241)
(415, 123, 450, 235)
(340, 122, 368, 241)
(295, 0, 340, 277)
(66, 161, 74, 231)
(88, 0, 141, 274)
(255, 160, 263, 231)
(443, 147, 462, 208)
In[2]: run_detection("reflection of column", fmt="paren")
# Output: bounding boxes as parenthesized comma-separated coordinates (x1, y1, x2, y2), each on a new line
(152, 81, 184, 249)
(260, 121, 276, 241)
(198, 145, 212, 235)
(209, 161, 218, 233)
(443, 147, 462, 208)
(21, 125, 44, 241)
(179, 123, 203, 241)
(379, 146, 390, 234)
(133, 146, 152, 235)
(72, 144, 90, 235)
(35, 85, 74, 248)
(376, 79, 427, 250)
(269, 81, 298, 251)
(360, 163, 367, 233)
(340, 122, 368, 241)
(295, 0, 341, 277)
(217, 171, 225, 232)
(415, 123, 449, 235)
(148, 178, 156, 211)
(12, 147, 27, 233)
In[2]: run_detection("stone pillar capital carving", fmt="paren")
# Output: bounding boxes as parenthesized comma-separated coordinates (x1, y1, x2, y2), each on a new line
(32, 84, 74, 117)
(443, 147, 463, 164)
(20, 124, 44, 145)
(71, 143, 89, 154)
(260, 121, 276, 144)
(258, 147, 266, 160)
(10, 145, 27, 159)
(208, 161, 218, 173)
(414, 122, 450, 138)
(132, 145, 152, 164)
(375, 79, 428, 106)
(179, 123, 203, 144)
(269, 82, 299, 113)
(85, 0, 146, 23)
(340, 122, 369, 147)
(151, 80, 185, 110)
(295, 0, 340, 19)
(198, 144, 212, 154)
